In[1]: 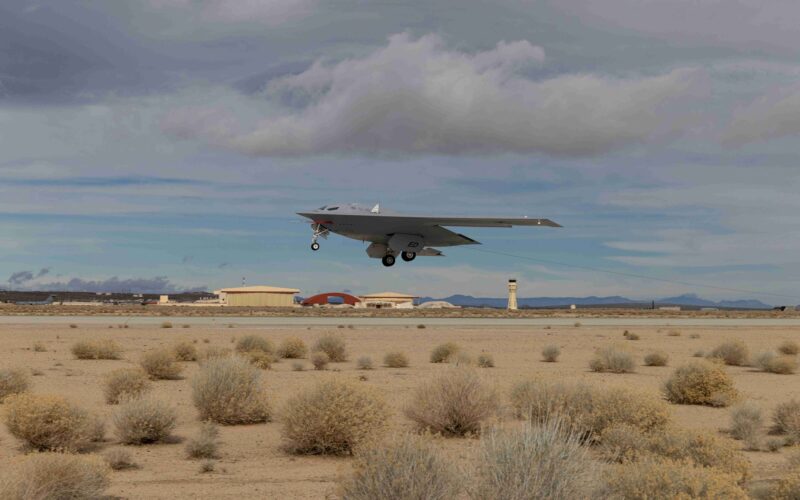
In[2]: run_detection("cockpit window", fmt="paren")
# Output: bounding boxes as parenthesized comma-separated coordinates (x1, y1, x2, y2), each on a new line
(327, 206, 339, 211)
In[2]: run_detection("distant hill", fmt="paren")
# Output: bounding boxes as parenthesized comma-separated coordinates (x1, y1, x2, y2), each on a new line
(418, 293, 771, 310)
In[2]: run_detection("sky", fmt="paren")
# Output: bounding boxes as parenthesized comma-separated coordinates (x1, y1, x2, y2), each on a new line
(3, 0, 800, 302)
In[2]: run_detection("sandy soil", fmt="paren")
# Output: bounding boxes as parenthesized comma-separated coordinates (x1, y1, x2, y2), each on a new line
(0, 321, 798, 498)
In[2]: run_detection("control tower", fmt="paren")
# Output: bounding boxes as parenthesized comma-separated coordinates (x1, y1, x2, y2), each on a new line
(507, 279, 518, 311)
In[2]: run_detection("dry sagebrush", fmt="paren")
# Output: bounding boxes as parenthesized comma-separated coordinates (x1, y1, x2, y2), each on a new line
(186, 422, 220, 459)
(773, 399, 800, 440)
(384, 351, 409, 368)
(729, 402, 763, 450)
(313, 334, 348, 362)
(235, 335, 274, 355)
(4, 394, 95, 452)
(282, 379, 389, 455)
(140, 349, 183, 380)
(708, 340, 750, 366)
(311, 351, 330, 370)
(756, 352, 798, 374)
(113, 397, 177, 445)
(173, 341, 198, 361)
(71, 339, 123, 360)
(664, 360, 738, 407)
(644, 351, 669, 367)
(338, 434, 461, 500)
(405, 368, 499, 437)
(778, 340, 800, 356)
(103, 368, 151, 404)
(278, 337, 307, 359)
(0, 452, 110, 500)
(477, 354, 494, 368)
(192, 356, 271, 425)
(356, 356, 374, 370)
(0, 368, 30, 402)
(541, 345, 560, 362)
(429, 342, 459, 363)
(589, 346, 635, 373)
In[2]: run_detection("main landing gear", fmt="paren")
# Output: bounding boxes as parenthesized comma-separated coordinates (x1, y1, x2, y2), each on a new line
(401, 251, 416, 262)
(382, 254, 396, 267)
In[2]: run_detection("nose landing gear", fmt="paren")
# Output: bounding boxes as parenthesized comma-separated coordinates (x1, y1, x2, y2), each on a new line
(311, 242, 320, 251)
(310, 223, 329, 252)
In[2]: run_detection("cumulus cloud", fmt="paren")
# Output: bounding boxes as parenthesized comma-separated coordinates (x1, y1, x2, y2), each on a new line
(33, 276, 205, 293)
(163, 33, 707, 157)
(724, 85, 800, 144)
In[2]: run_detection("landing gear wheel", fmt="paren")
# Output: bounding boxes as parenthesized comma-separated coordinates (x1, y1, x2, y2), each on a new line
(311, 242, 320, 251)
(381, 254, 396, 267)
(401, 251, 416, 262)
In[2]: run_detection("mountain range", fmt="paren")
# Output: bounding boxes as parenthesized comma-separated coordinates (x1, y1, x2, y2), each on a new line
(418, 293, 772, 309)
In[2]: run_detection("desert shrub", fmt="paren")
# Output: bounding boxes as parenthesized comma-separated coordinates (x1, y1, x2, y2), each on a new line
(338, 434, 461, 500)
(693, 350, 705, 357)
(186, 422, 219, 459)
(192, 356, 271, 425)
(597, 423, 650, 463)
(311, 352, 330, 370)
(292, 361, 305, 371)
(4, 394, 94, 451)
(765, 437, 784, 452)
(477, 354, 494, 368)
(768, 472, 800, 499)
(405, 368, 499, 437)
(664, 361, 738, 407)
(243, 350, 273, 370)
(646, 428, 750, 482)
(589, 346, 635, 373)
(200, 346, 232, 360)
(200, 460, 215, 473)
(778, 341, 800, 356)
(313, 334, 347, 362)
(104, 448, 138, 470)
(71, 339, 122, 360)
(430, 342, 459, 363)
(644, 351, 669, 366)
(140, 349, 183, 380)
(278, 337, 307, 359)
(708, 341, 749, 366)
(282, 379, 389, 455)
(235, 335, 274, 355)
(773, 400, 800, 438)
(0, 452, 110, 500)
(601, 458, 747, 499)
(113, 397, 176, 445)
(103, 368, 151, 404)
(417, 324, 426, 329)
(626, 332, 641, 340)
(541, 345, 560, 362)
(471, 419, 596, 499)
(452, 352, 474, 366)
(730, 402, 763, 449)
(384, 351, 409, 368)
(354, 357, 372, 370)
(758, 353, 798, 374)
(173, 341, 198, 361)
(510, 380, 670, 440)
(0, 368, 30, 402)
(161, 321, 173, 329)
(33, 342, 46, 352)
(690, 333, 701, 339)
(667, 330, 682, 337)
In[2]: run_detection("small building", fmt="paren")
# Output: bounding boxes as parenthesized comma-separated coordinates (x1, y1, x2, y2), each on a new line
(215, 286, 300, 307)
(359, 291, 418, 309)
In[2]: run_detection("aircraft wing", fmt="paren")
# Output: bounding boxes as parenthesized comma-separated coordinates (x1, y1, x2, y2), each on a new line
(382, 215, 561, 228)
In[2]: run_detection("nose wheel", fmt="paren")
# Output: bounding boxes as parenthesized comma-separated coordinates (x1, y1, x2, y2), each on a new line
(381, 254, 396, 267)
(311, 242, 320, 251)
(401, 251, 416, 262)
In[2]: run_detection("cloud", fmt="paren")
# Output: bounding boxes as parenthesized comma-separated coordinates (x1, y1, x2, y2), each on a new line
(8, 270, 34, 285)
(163, 33, 707, 157)
(724, 85, 800, 145)
(35, 267, 50, 278)
(147, 0, 314, 25)
(32, 276, 205, 293)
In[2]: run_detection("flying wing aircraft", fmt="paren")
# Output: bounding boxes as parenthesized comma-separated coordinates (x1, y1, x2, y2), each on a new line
(297, 203, 560, 267)
(15, 295, 56, 305)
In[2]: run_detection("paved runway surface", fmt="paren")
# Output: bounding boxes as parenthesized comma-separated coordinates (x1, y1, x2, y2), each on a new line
(3, 315, 800, 327)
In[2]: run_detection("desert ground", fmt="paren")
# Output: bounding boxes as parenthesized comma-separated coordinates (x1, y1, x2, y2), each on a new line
(1, 318, 799, 498)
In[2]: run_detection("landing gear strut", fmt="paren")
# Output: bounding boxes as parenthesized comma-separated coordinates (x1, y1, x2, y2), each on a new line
(401, 251, 416, 262)
(382, 254, 396, 267)
(310, 223, 329, 252)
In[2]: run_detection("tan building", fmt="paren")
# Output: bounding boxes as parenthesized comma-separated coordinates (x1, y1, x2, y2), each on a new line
(359, 291, 418, 309)
(214, 286, 300, 307)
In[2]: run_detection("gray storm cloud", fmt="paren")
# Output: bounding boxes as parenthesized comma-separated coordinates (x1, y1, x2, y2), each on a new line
(163, 33, 707, 157)
(724, 85, 800, 145)
(33, 276, 205, 293)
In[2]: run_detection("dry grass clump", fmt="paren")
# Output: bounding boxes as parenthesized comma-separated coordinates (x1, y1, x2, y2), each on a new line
(173, 341, 198, 361)
(32, 342, 46, 352)
(71, 339, 123, 360)
(405, 368, 499, 437)
(140, 349, 183, 380)
(778, 340, 800, 356)
(104, 448, 138, 470)
(192, 356, 271, 425)
(186, 422, 219, 459)
(541, 345, 560, 362)
(708, 340, 750, 366)
(313, 334, 347, 362)
(664, 360, 738, 407)
(282, 379, 389, 455)
(356, 356, 373, 370)
(103, 368, 152, 404)
(338, 434, 461, 500)
(430, 342, 459, 363)
(384, 351, 409, 368)
(667, 329, 682, 337)
(589, 346, 635, 373)
(472, 419, 596, 500)
(161, 321, 173, 329)
(0, 452, 110, 500)
(766, 472, 800, 499)
(200, 346, 232, 360)
(235, 335, 274, 355)
(644, 351, 669, 366)
(292, 361, 305, 371)
(311, 352, 330, 370)
(278, 337, 307, 359)
(476, 354, 494, 368)
(510, 380, 670, 440)
(601, 458, 747, 499)
(0, 369, 30, 402)
(756, 352, 798, 374)
(730, 402, 763, 450)
(113, 397, 177, 445)
(243, 350, 273, 370)
(772, 400, 800, 440)
(4, 394, 95, 451)
(625, 332, 641, 340)
(693, 350, 705, 357)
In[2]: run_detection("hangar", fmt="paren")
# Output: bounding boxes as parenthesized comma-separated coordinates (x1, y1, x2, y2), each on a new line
(359, 291, 418, 309)
(302, 292, 362, 307)
(215, 286, 300, 307)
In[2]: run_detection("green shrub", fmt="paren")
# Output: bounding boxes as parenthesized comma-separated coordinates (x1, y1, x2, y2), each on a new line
(384, 351, 409, 368)
(338, 434, 461, 500)
(664, 361, 738, 407)
(0, 369, 30, 402)
(430, 342, 459, 363)
(708, 341, 749, 366)
(589, 346, 635, 373)
(541, 345, 560, 362)
(282, 379, 389, 455)
(313, 334, 348, 362)
(278, 337, 307, 359)
(113, 397, 177, 445)
(405, 368, 499, 437)
(191, 356, 271, 425)
(0, 452, 110, 500)
(140, 349, 183, 380)
(103, 368, 151, 404)
(4, 394, 95, 451)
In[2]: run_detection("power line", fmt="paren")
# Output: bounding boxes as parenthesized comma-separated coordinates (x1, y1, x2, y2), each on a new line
(462, 246, 800, 302)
